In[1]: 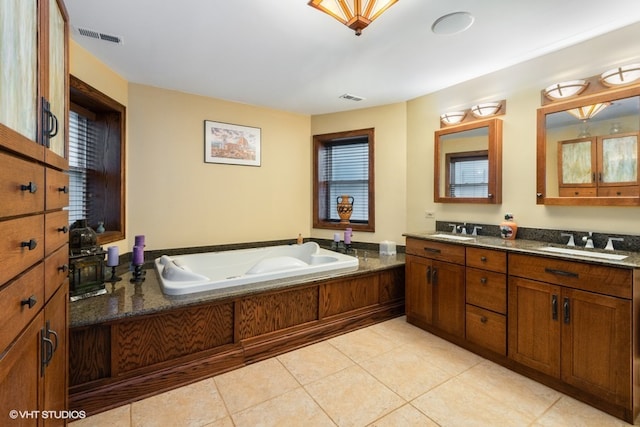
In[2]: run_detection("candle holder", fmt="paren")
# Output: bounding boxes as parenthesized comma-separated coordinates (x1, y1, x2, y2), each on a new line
(106, 265, 122, 283)
(130, 264, 145, 283)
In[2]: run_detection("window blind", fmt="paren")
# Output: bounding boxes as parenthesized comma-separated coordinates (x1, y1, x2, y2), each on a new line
(318, 138, 369, 222)
(68, 110, 99, 225)
(449, 156, 488, 197)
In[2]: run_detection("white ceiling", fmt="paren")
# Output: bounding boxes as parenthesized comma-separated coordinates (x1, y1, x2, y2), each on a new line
(65, 0, 640, 115)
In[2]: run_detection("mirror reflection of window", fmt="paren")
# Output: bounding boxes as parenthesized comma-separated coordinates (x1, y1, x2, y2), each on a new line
(446, 151, 489, 197)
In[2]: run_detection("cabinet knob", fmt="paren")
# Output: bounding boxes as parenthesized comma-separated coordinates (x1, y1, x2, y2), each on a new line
(58, 264, 69, 273)
(57, 225, 69, 233)
(21, 239, 38, 250)
(20, 181, 38, 193)
(480, 277, 487, 284)
(21, 295, 38, 309)
(480, 256, 487, 262)
(58, 185, 68, 194)
(480, 316, 488, 324)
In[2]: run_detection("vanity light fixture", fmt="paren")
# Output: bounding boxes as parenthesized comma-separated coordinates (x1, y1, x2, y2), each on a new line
(600, 63, 640, 87)
(543, 79, 589, 101)
(470, 102, 502, 118)
(308, 0, 399, 36)
(440, 111, 467, 126)
(566, 102, 611, 121)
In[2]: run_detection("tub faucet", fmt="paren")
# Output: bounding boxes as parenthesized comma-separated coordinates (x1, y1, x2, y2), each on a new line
(582, 232, 594, 248)
(605, 237, 624, 250)
(561, 233, 575, 247)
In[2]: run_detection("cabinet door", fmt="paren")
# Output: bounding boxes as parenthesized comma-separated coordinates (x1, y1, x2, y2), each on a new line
(597, 132, 638, 190)
(561, 288, 631, 406)
(43, 283, 68, 426)
(405, 256, 433, 326)
(432, 260, 465, 338)
(558, 137, 596, 188)
(508, 277, 561, 377)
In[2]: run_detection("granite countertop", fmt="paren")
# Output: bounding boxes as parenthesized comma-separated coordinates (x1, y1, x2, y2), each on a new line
(70, 250, 405, 328)
(404, 231, 640, 268)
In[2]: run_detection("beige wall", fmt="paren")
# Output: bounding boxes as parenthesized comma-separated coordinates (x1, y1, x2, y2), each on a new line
(407, 22, 640, 237)
(311, 103, 408, 245)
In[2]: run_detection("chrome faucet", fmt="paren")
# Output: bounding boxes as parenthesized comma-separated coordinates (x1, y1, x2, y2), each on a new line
(472, 226, 482, 236)
(449, 223, 457, 234)
(605, 237, 624, 250)
(582, 232, 594, 248)
(561, 233, 575, 247)
(457, 223, 468, 235)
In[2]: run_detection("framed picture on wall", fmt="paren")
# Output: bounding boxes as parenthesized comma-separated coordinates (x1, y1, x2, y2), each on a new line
(204, 120, 261, 166)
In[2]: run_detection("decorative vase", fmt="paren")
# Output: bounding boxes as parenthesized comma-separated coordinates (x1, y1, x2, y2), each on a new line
(336, 195, 354, 224)
(500, 213, 518, 240)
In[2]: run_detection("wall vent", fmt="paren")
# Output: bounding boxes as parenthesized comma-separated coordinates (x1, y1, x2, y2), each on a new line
(339, 93, 365, 102)
(76, 27, 123, 44)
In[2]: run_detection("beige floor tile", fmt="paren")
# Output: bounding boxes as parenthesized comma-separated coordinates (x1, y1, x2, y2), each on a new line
(131, 378, 227, 427)
(368, 403, 439, 427)
(404, 336, 483, 376)
(359, 346, 450, 400)
(232, 387, 336, 427)
(305, 364, 404, 427)
(328, 326, 398, 363)
(68, 405, 130, 427)
(457, 360, 561, 418)
(412, 377, 534, 427)
(532, 395, 632, 427)
(214, 357, 299, 414)
(367, 316, 433, 346)
(277, 340, 355, 385)
(203, 417, 235, 427)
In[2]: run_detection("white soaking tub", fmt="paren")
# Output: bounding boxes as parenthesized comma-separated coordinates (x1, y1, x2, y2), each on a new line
(155, 242, 359, 295)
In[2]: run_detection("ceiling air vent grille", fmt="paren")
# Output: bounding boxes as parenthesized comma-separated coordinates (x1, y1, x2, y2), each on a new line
(339, 93, 365, 102)
(76, 27, 123, 44)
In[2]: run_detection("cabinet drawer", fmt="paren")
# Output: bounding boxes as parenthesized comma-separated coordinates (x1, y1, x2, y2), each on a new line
(559, 187, 597, 197)
(0, 215, 44, 286)
(45, 210, 69, 255)
(466, 247, 506, 273)
(45, 244, 69, 302)
(509, 253, 632, 299)
(0, 151, 45, 217)
(406, 238, 465, 265)
(45, 167, 69, 210)
(598, 186, 639, 197)
(466, 268, 506, 314)
(0, 263, 45, 353)
(466, 304, 506, 355)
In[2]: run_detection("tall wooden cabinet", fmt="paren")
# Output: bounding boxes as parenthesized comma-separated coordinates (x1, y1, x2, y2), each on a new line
(0, 0, 70, 425)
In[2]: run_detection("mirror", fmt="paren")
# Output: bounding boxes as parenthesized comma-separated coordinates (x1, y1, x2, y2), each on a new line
(434, 118, 502, 203)
(537, 84, 640, 206)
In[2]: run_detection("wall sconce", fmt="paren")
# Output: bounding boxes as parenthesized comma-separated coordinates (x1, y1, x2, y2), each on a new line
(440, 111, 466, 126)
(471, 102, 502, 118)
(600, 63, 640, 87)
(543, 79, 589, 101)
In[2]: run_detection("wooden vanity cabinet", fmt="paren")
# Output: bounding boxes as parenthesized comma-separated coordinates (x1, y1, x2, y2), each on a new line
(465, 247, 507, 355)
(405, 238, 465, 338)
(508, 253, 633, 416)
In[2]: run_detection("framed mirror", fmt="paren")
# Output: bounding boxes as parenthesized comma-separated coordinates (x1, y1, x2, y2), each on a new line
(434, 118, 502, 204)
(537, 84, 640, 206)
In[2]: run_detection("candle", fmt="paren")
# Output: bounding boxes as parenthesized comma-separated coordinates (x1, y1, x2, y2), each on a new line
(344, 229, 352, 244)
(334, 233, 340, 242)
(132, 245, 144, 265)
(134, 235, 145, 247)
(106, 246, 119, 267)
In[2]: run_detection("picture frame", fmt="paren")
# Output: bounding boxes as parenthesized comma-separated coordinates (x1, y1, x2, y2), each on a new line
(204, 120, 261, 166)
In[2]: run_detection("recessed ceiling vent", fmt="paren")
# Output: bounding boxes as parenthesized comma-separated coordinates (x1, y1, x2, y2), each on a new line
(76, 27, 123, 44)
(339, 93, 365, 102)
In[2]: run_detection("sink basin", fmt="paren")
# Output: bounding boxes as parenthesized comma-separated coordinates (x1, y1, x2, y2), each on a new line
(538, 246, 628, 260)
(431, 234, 475, 241)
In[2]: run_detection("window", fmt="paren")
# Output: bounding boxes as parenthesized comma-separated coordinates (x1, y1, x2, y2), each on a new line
(446, 150, 488, 198)
(69, 75, 126, 244)
(313, 128, 375, 232)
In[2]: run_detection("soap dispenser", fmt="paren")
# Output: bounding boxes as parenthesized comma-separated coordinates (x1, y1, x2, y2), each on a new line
(500, 213, 518, 240)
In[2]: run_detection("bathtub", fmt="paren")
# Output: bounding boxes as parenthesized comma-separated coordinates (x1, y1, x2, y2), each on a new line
(155, 242, 359, 295)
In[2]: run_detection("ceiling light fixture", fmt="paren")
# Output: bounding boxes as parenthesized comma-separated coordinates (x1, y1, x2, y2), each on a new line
(543, 79, 589, 101)
(600, 63, 640, 87)
(566, 102, 611, 121)
(308, 0, 399, 36)
(440, 111, 467, 126)
(471, 102, 502, 118)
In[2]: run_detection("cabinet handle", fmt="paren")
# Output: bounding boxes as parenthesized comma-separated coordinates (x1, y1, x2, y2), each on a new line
(20, 181, 38, 193)
(423, 247, 441, 254)
(40, 332, 53, 375)
(21, 239, 38, 250)
(58, 225, 69, 233)
(480, 277, 487, 285)
(551, 294, 558, 320)
(58, 185, 69, 194)
(563, 297, 570, 324)
(426, 266, 431, 284)
(544, 268, 578, 279)
(480, 316, 488, 324)
(480, 256, 487, 262)
(21, 295, 38, 309)
(58, 264, 69, 273)
(432, 268, 438, 285)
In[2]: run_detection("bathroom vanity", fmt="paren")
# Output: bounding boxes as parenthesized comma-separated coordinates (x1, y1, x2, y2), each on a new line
(405, 233, 639, 423)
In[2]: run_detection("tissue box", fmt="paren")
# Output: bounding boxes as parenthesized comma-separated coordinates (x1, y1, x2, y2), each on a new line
(379, 240, 396, 256)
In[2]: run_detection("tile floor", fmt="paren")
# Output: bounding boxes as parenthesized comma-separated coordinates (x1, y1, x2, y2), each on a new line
(69, 316, 637, 427)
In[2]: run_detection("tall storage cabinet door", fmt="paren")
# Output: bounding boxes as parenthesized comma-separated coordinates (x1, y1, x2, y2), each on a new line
(43, 284, 68, 426)
(508, 277, 561, 378)
(405, 256, 433, 326)
(0, 0, 38, 142)
(560, 288, 631, 407)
